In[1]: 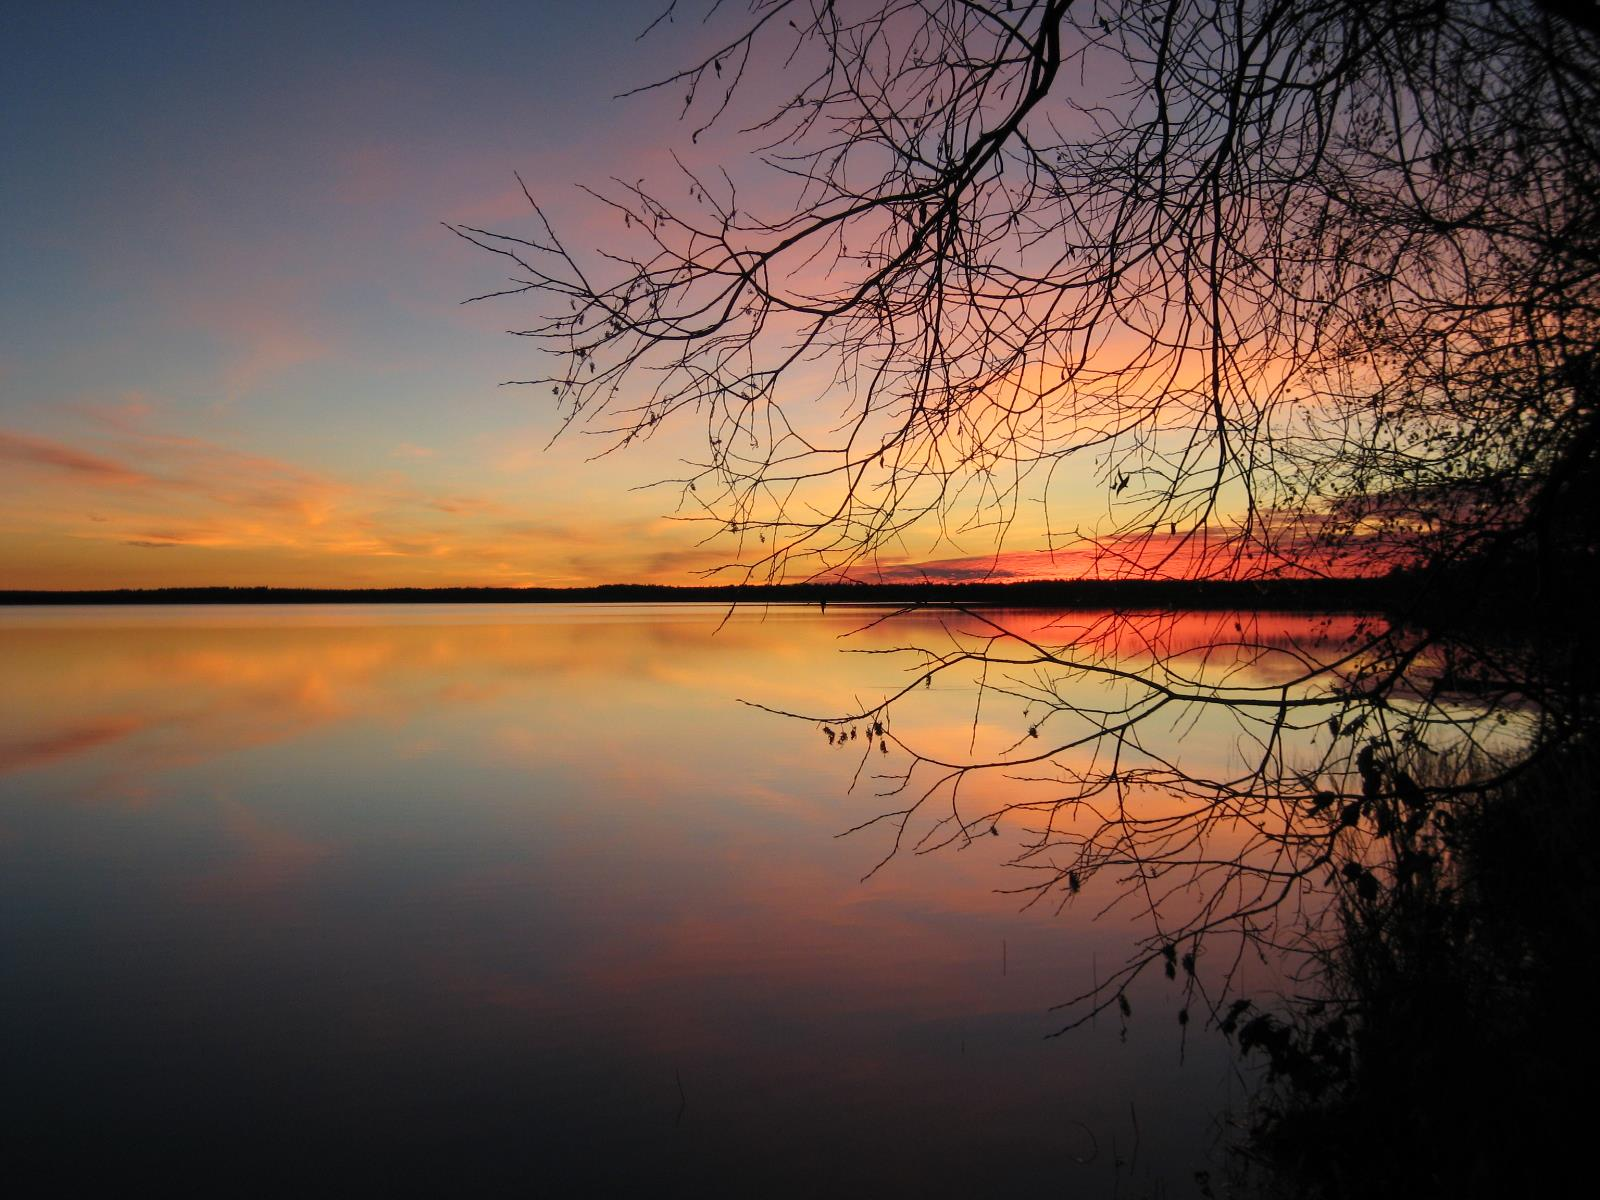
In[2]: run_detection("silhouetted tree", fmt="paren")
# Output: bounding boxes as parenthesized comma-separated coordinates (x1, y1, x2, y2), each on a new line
(458, 3, 1599, 1178)
(457, 0, 1597, 587)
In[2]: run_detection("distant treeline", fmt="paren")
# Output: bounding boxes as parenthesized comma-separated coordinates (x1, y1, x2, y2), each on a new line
(0, 577, 1403, 610)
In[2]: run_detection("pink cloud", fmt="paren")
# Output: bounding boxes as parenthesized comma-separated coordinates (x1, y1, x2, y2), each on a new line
(0, 429, 151, 486)
(840, 521, 1383, 584)
(0, 412, 742, 587)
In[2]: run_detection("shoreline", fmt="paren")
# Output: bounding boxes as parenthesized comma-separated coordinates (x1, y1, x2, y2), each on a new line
(0, 578, 1397, 611)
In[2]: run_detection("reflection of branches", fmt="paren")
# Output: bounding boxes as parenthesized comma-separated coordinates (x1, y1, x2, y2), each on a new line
(457, 0, 1599, 1095)
(746, 604, 1567, 1030)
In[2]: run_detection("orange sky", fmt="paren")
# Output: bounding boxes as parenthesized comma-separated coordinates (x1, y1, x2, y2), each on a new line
(1, 2, 1351, 591)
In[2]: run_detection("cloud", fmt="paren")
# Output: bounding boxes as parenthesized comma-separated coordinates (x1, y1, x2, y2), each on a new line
(847, 518, 1385, 584)
(0, 413, 741, 587)
(6, 415, 1387, 588)
(0, 429, 151, 485)
(429, 494, 512, 515)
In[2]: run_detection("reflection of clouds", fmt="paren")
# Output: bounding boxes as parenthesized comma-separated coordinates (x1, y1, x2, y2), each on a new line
(0, 610, 841, 802)
(4, 605, 1258, 1182)
(848, 606, 1373, 666)
(2, 628, 404, 799)
(186, 797, 333, 902)
(0, 715, 147, 774)
(0, 607, 1319, 921)
(421, 816, 1081, 1055)
(0, 608, 1369, 814)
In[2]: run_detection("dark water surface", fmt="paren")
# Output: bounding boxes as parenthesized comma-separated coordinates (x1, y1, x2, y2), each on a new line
(0, 604, 1328, 1195)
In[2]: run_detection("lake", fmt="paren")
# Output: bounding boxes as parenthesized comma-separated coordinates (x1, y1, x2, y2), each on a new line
(1, 604, 1354, 1195)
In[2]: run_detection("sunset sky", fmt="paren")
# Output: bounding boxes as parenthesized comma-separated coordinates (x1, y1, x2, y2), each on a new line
(2, 1, 1157, 589)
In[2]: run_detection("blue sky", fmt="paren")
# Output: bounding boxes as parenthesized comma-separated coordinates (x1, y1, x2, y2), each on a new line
(1, 1, 758, 587)
(2, 1, 1148, 588)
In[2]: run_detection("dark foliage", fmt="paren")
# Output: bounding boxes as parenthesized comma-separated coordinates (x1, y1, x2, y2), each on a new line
(1238, 737, 1600, 1196)
(456, 4, 1600, 1187)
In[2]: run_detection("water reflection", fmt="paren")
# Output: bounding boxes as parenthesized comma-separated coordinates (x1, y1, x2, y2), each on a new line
(0, 604, 1340, 1194)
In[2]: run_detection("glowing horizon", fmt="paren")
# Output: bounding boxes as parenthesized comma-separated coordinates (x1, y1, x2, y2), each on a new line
(2, 2, 1335, 592)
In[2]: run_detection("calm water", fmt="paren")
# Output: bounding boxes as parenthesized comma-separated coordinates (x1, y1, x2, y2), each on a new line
(0, 604, 1343, 1195)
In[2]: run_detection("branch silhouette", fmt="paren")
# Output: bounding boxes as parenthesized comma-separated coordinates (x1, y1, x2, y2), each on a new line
(459, 3, 1599, 1179)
